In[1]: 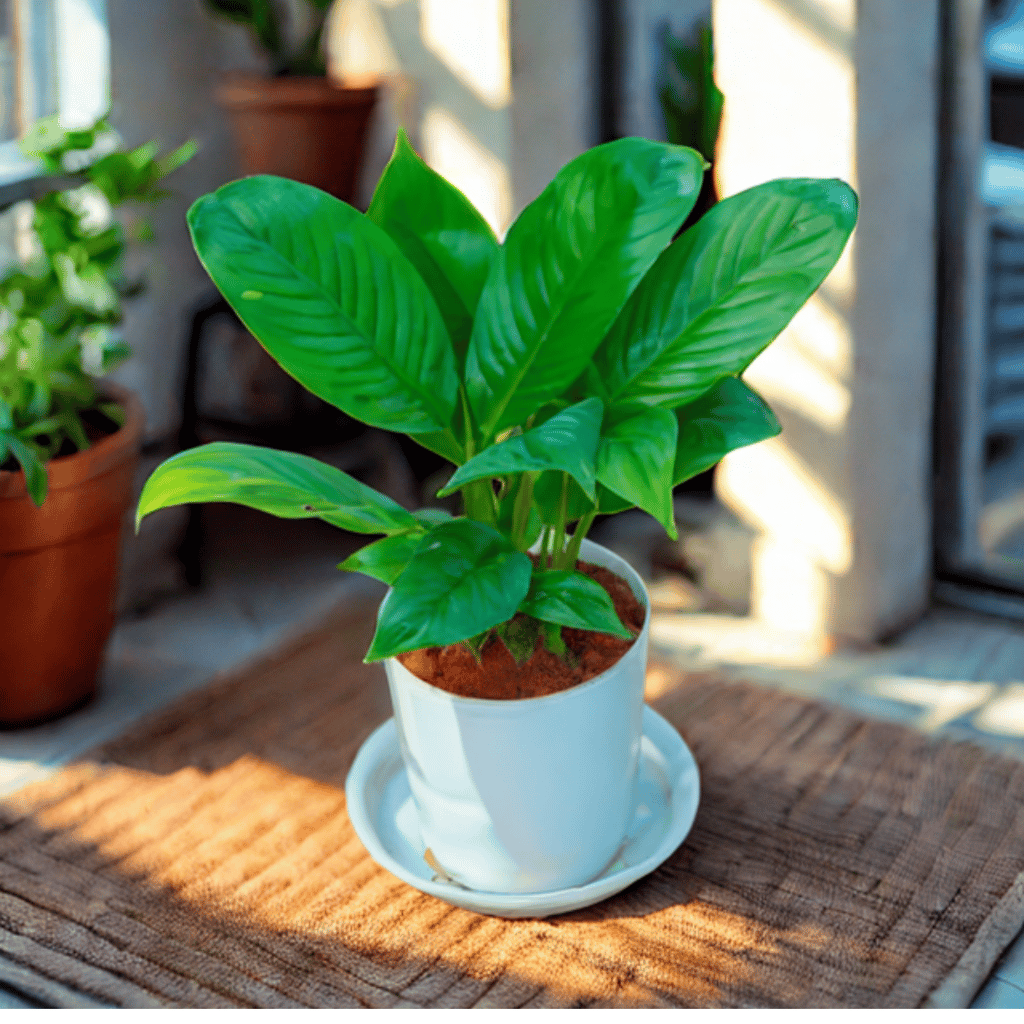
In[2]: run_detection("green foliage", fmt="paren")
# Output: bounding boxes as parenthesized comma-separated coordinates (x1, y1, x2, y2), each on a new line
(0, 115, 194, 505)
(203, 0, 332, 76)
(658, 19, 724, 163)
(137, 129, 858, 665)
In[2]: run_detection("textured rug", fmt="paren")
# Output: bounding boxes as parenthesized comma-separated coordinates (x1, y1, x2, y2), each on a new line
(1, 602, 1024, 1008)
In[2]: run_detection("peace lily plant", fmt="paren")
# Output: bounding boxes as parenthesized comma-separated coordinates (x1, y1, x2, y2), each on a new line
(137, 130, 857, 667)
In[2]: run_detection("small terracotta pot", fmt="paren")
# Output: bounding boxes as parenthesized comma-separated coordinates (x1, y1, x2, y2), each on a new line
(216, 74, 379, 202)
(0, 385, 144, 726)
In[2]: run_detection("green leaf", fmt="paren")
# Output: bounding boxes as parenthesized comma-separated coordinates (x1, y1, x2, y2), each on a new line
(461, 628, 492, 665)
(4, 434, 48, 507)
(187, 176, 459, 436)
(155, 139, 198, 180)
(203, 0, 282, 55)
(136, 442, 420, 535)
(465, 137, 705, 439)
(368, 128, 498, 366)
(365, 518, 532, 661)
(338, 531, 424, 585)
(672, 376, 780, 485)
(412, 507, 454, 528)
(438, 397, 603, 502)
(596, 404, 679, 538)
(518, 568, 633, 639)
(495, 615, 540, 666)
(594, 178, 858, 409)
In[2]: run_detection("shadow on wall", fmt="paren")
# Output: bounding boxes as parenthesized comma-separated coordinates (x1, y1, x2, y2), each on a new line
(330, 0, 513, 235)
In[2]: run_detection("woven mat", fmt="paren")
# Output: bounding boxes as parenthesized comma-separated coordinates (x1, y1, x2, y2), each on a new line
(2, 604, 1024, 1008)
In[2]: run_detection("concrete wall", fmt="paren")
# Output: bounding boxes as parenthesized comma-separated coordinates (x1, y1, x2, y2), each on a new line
(713, 0, 940, 644)
(106, 0, 257, 442)
(331, 0, 513, 233)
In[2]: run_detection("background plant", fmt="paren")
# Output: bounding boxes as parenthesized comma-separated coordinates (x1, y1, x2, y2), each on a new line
(138, 129, 857, 666)
(204, 0, 335, 76)
(0, 115, 195, 505)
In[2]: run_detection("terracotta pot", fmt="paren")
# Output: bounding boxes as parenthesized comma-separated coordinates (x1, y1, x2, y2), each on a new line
(0, 385, 144, 726)
(216, 74, 379, 202)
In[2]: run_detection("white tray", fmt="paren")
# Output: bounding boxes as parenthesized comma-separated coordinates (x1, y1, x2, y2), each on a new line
(345, 705, 700, 918)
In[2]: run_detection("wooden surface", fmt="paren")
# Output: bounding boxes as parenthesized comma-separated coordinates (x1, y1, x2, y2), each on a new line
(2, 604, 1024, 1007)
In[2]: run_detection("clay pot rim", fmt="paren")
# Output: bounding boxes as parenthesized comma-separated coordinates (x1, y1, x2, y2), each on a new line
(216, 73, 379, 110)
(383, 538, 652, 710)
(0, 382, 144, 500)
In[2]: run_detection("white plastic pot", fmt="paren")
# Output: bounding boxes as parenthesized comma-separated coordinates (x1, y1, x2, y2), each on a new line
(382, 537, 651, 894)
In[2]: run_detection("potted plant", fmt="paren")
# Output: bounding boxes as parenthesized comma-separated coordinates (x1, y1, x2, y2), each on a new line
(136, 129, 857, 893)
(206, 0, 378, 202)
(0, 115, 194, 726)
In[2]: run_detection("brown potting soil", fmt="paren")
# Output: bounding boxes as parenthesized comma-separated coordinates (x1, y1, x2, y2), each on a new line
(396, 559, 646, 700)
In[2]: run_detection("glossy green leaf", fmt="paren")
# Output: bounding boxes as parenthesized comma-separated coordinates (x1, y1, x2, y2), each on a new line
(365, 518, 532, 661)
(596, 404, 679, 539)
(594, 178, 858, 408)
(368, 128, 498, 365)
(465, 138, 705, 439)
(188, 176, 458, 435)
(136, 442, 420, 535)
(673, 376, 780, 485)
(338, 531, 424, 585)
(3, 433, 47, 506)
(438, 397, 603, 502)
(518, 569, 633, 638)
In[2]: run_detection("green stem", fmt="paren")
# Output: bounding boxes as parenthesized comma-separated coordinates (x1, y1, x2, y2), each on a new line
(511, 471, 535, 549)
(564, 509, 597, 569)
(461, 478, 497, 525)
(541, 525, 553, 566)
(552, 472, 569, 568)
(459, 384, 475, 462)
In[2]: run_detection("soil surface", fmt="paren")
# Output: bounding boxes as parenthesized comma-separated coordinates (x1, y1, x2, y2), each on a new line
(396, 558, 646, 700)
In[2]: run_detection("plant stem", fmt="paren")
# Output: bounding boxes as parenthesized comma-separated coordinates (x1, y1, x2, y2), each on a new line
(564, 509, 597, 569)
(552, 472, 569, 568)
(461, 479, 497, 525)
(459, 384, 475, 462)
(511, 470, 535, 549)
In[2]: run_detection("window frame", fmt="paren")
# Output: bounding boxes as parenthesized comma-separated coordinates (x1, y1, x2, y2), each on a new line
(0, 0, 109, 203)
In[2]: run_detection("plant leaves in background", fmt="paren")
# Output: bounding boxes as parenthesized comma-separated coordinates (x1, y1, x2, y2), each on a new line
(672, 376, 781, 485)
(593, 178, 858, 409)
(338, 531, 424, 585)
(438, 398, 603, 502)
(365, 517, 532, 661)
(136, 442, 421, 535)
(188, 176, 459, 436)
(596, 404, 679, 538)
(2, 433, 47, 506)
(518, 568, 633, 638)
(465, 137, 704, 439)
(368, 128, 498, 366)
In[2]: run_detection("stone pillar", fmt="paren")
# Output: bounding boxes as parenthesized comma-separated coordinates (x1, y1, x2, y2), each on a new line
(509, 0, 597, 214)
(712, 0, 940, 644)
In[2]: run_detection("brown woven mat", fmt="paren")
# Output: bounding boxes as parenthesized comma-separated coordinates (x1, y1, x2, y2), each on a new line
(2, 603, 1024, 1008)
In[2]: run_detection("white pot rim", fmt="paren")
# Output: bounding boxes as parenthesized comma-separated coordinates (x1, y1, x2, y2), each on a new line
(384, 536, 651, 710)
